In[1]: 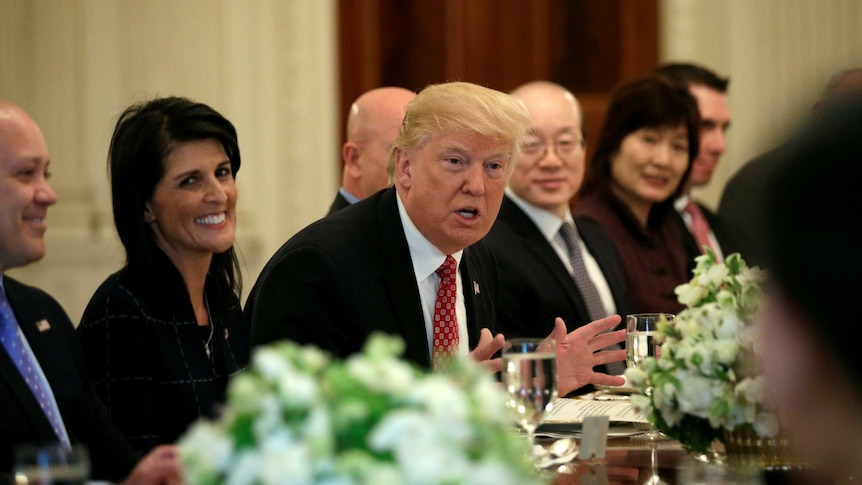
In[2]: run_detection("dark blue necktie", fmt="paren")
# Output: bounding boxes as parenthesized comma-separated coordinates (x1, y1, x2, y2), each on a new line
(0, 285, 71, 448)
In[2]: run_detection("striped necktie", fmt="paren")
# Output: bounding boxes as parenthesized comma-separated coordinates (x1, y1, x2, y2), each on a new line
(559, 222, 625, 375)
(0, 286, 71, 448)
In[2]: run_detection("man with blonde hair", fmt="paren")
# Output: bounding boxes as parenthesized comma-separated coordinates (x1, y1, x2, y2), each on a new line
(329, 87, 415, 213)
(247, 82, 626, 394)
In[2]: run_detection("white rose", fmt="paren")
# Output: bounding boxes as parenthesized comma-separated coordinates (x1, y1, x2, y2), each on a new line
(258, 433, 313, 485)
(675, 283, 707, 307)
(357, 464, 402, 485)
(178, 421, 233, 475)
(409, 377, 470, 424)
(276, 372, 319, 408)
(625, 367, 647, 386)
(714, 339, 739, 365)
(676, 375, 715, 417)
(753, 411, 780, 437)
(701, 263, 729, 287)
(253, 347, 291, 381)
(224, 450, 261, 485)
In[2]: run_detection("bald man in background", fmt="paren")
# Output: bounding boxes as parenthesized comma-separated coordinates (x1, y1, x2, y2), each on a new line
(328, 86, 416, 214)
(484, 81, 628, 377)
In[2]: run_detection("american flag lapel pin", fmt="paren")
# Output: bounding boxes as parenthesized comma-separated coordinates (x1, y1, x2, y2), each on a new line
(473, 281, 480, 295)
(35, 319, 51, 332)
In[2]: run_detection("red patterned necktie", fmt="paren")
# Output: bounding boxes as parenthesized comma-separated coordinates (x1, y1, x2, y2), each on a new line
(432, 255, 459, 371)
(684, 200, 715, 255)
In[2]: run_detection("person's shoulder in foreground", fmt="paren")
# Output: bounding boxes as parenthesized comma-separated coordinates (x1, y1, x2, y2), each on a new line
(760, 91, 862, 482)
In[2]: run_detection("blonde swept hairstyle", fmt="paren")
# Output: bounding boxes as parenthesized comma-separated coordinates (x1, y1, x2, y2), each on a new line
(386, 81, 531, 179)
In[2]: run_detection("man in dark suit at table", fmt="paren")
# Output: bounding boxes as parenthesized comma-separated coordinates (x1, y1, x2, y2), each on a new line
(328, 87, 416, 214)
(0, 101, 179, 483)
(484, 82, 629, 376)
(246, 82, 626, 395)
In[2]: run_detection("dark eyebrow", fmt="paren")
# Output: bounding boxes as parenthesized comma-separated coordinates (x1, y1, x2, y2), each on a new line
(172, 169, 202, 182)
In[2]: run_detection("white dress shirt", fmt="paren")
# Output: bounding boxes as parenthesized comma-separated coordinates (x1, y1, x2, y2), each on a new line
(506, 190, 617, 317)
(674, 194, 725, 261)
(396, 194, 470, 358)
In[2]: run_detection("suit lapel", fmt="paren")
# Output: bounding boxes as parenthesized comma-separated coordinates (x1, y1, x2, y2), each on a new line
(376, 189, 432, 367)
(1, 280, 66, 442)
(578, 219, 630, 324)
(502, 199, 593, 325)
(459, 250, 484, 349)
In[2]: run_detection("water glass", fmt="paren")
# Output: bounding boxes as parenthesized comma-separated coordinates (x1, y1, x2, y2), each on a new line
(13, 444, 90, 485)
(626, 313, 674, 369)
(502, 338, 558, 451)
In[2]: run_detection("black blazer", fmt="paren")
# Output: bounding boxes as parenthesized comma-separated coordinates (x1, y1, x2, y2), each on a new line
(246, 187, 499, 368)
(327, 191, 351, 215)
(484, 196, 629, 339)
(0, 277, 135, 482)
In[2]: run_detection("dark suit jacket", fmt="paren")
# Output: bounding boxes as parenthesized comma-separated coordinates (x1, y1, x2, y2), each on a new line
(327, 191, 351, 215)
(0, 277, 136, 482)
(484, 196, 629, 339)
(719, 145, 787, 268)
(246, 187, 499, 368)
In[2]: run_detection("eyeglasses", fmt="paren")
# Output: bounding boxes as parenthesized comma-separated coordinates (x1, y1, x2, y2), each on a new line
(521, 137, 584, 159)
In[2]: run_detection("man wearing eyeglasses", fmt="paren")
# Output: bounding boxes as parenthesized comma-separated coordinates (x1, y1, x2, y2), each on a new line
(484, 82, 629, 377)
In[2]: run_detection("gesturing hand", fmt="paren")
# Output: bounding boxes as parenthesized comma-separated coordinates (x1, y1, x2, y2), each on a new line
(469, 327, 505, 373)
(120, 445, 182, 485)
(552, 315, 626, 396)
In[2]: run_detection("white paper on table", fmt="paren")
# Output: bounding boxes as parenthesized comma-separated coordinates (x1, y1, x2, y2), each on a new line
(543, 398, 648, 424)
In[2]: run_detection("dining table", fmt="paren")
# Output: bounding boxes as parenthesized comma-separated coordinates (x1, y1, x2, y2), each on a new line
(540, 434, 835, 484)
(534, 393, 835, 485)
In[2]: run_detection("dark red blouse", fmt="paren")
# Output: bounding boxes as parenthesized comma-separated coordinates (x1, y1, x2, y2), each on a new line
(574, 192, 694, 315)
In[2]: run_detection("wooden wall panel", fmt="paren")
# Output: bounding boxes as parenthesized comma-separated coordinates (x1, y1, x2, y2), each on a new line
(338, 0, 658, 158)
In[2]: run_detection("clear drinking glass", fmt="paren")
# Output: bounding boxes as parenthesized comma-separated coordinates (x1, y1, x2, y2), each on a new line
(502, 338, 558, 452)
(13, 444, 90, 485)
(626, 313, 674, 441)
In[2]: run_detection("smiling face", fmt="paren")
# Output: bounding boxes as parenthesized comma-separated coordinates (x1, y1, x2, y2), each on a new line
(689, 84, 730, 187)
(509, 85, 586, 218)
(394, 132, 509, 254)
(0, 105, 58, 273)
(145, 138, 237, 266)
(609, 125, 690, 224)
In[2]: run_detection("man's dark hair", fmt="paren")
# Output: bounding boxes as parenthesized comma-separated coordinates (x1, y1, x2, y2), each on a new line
(654, 62, 730, 93)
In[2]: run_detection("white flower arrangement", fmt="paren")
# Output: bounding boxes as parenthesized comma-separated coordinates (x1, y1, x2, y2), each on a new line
(178, 333, 547, 485)
(625, 250, 777, 453)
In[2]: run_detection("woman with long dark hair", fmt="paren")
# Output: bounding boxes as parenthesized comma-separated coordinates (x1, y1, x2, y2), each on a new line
(78, 97, 248, 453)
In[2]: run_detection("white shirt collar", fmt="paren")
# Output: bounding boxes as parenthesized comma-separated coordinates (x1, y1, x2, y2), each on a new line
(396, 192, 464, 281)
(674, 193, 691, 213)
(505, 188, 577, 240)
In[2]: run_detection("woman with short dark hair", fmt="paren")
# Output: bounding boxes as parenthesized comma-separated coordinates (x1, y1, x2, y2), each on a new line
(78, 96, 248, 453)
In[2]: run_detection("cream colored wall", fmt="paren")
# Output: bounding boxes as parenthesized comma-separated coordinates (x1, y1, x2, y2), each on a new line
(1, 0, 339, 323)
(660, 0, 862, 210)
